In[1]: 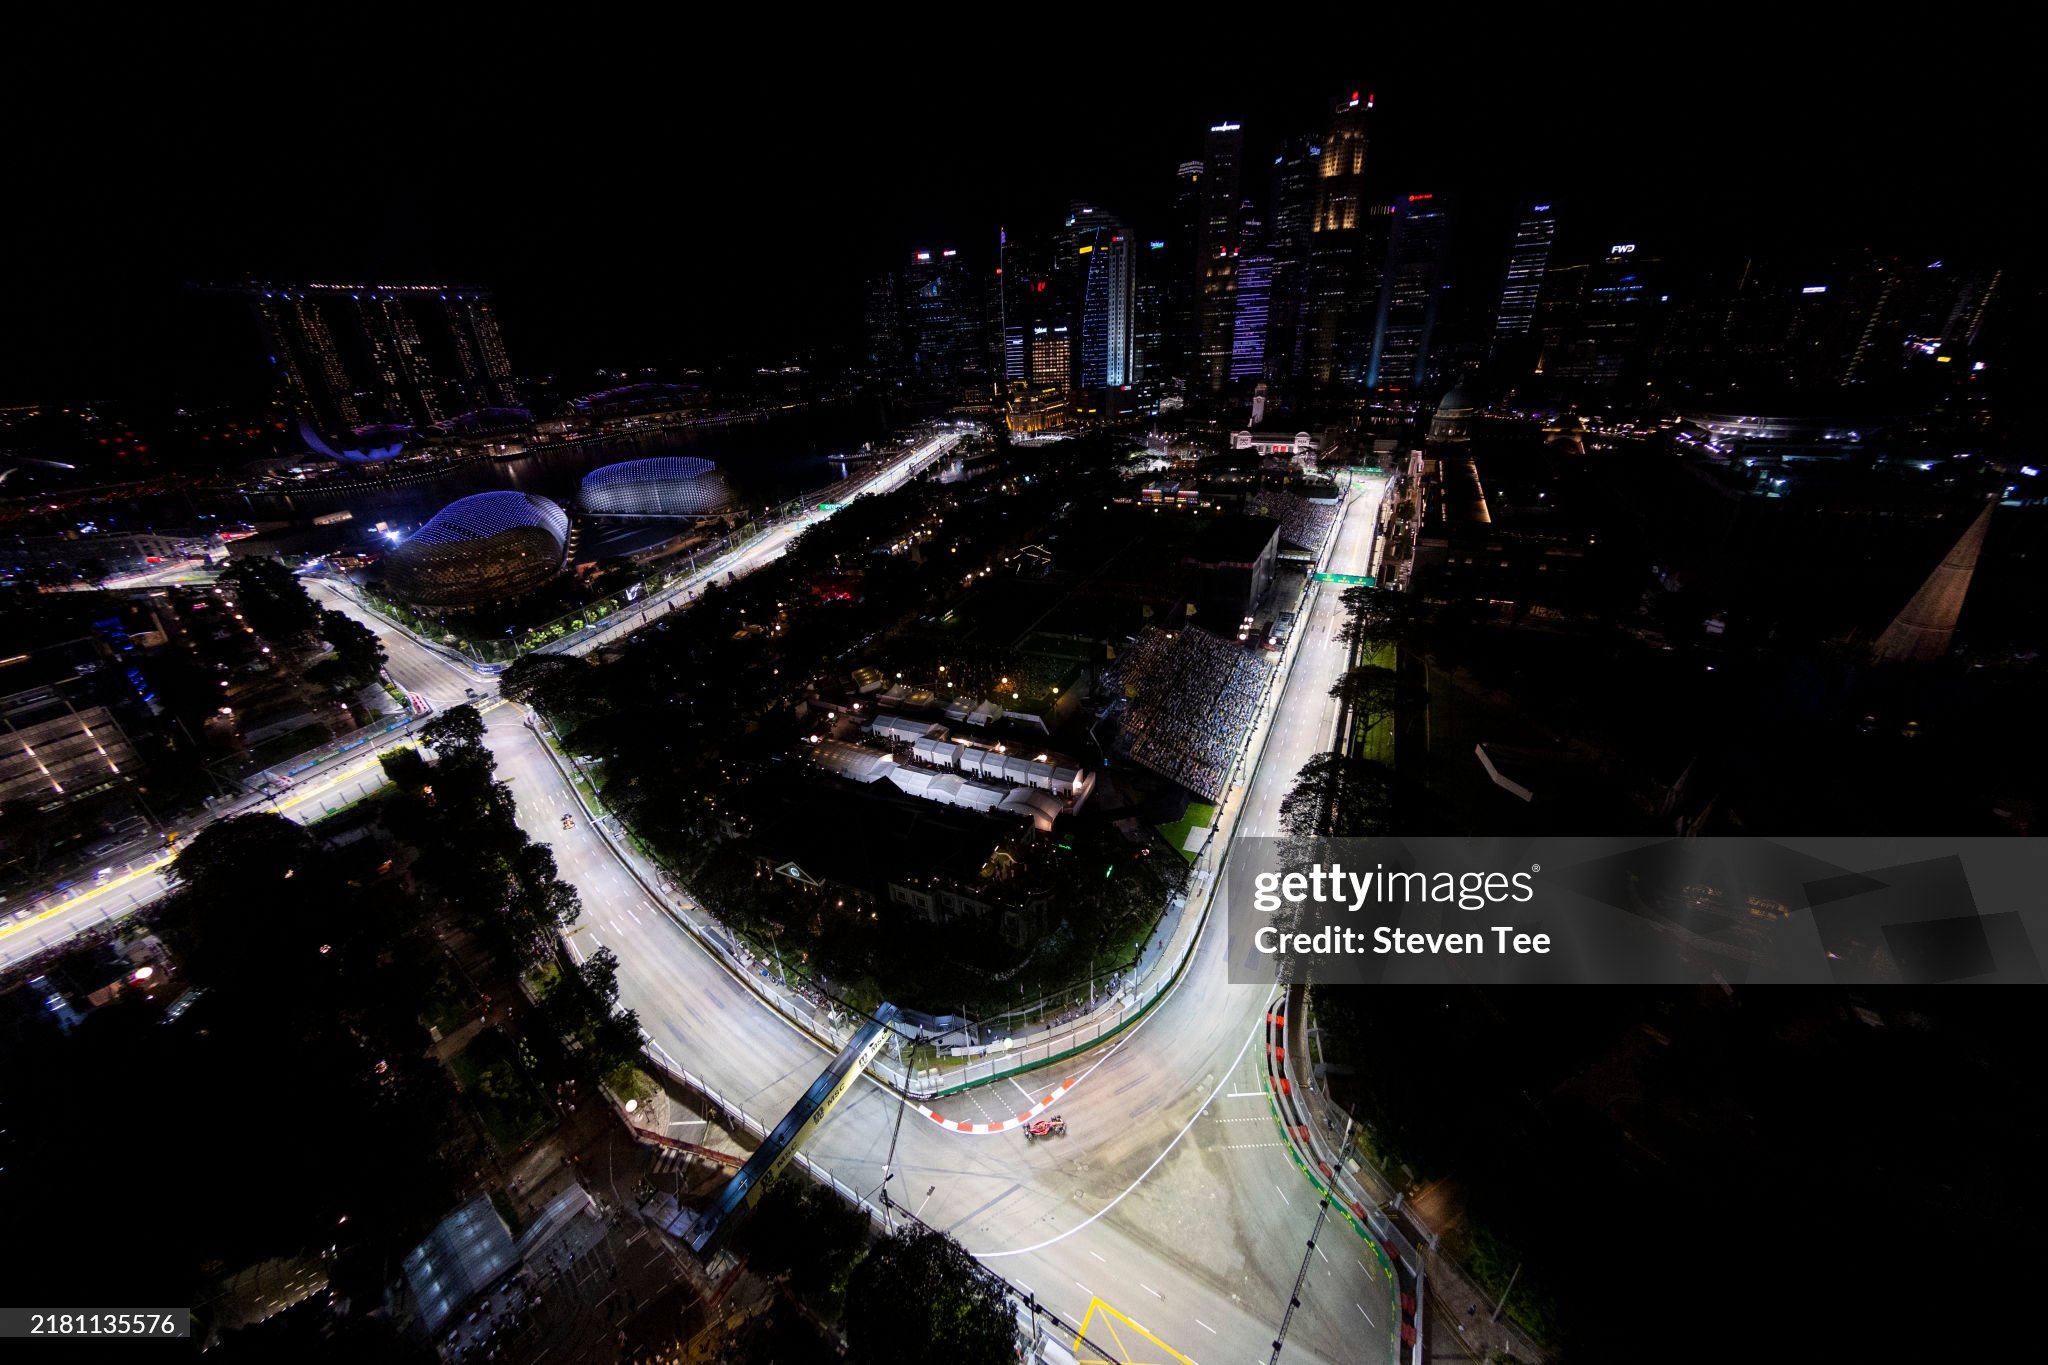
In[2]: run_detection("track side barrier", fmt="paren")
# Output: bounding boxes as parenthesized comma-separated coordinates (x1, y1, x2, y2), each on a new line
(1260, 984, 1412, 1363)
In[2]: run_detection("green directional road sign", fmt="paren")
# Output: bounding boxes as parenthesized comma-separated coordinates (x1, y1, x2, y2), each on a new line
(1314, 572, 1377, 586)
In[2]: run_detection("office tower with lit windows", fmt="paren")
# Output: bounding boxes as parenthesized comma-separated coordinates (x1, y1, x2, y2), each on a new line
(1132, 237, 1169, 383)
(1229, 253, 1274, 383)
(864, 272, 904, 376)
(1153, 160, 1205, 386)
(1304, 91, 1384, 386)
(1196, 123, 1245, 392)
(1367, 194, 1452, 389)
(226, 282, 520, 438)
(902, 248, 986, 388)
(1262, 133, 1320, 385)
(1548, 242, 1665, 387)
(1072, 207, 1134, 389)
(1029, 325, 1072, 389)
(1491, 202, 1558, 356)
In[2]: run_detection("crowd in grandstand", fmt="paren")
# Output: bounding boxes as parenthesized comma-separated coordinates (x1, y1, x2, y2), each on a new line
(1247, 489, 1341, 553)
(1101, 627, 1270, 800)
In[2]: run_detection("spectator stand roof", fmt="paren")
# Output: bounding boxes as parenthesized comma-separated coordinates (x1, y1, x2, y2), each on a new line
(402, 1195, 517, 1336)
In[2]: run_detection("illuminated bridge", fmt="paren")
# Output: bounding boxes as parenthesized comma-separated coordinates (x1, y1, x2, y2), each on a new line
(684, 1002, 902, 1256)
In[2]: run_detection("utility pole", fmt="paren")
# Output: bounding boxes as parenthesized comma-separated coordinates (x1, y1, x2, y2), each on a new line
(876, 1026, 922, 1234)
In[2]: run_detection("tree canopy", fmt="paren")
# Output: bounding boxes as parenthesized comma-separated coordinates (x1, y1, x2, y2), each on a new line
(218, 557, 322, 643)
(1336, 584, 1418, 651)
(307, 608, 387, 697)
(419, 702, 487, 755)
(843, 1229, 1015, 1365)
(1329, 663, 1423, 734)
(1279, 752, 1396, 839)
(498, 654, 597, 725)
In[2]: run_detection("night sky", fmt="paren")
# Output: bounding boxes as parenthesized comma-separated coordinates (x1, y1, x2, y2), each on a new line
(5, 25, 2026, 406)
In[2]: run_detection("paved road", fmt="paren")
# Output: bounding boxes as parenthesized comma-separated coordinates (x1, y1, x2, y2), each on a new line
(23, 440, 1394, 1363)
(3, 434, 963, 960)
(542, 431, 964, 656)
(466, 472, 1394, 1365)
(0, 724, 440, 969)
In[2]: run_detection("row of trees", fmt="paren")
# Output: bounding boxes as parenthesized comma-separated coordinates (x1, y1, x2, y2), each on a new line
(380, 705, 641, 1080)
(217, 556, 387, 699)
(732, 1177, 1018, 1364)
(1282, 587, 1419, 839)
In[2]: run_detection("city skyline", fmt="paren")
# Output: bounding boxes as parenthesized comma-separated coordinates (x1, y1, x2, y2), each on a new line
(6, 51, 2028, 404)
(2, 28, 2040, 1365)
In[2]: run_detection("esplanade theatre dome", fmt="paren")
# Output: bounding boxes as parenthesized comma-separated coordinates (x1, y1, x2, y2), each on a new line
(385, 490, 570, 608)
(579, 456, 735, 518)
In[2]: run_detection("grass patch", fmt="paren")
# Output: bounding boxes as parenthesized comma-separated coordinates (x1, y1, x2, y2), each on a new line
(1156, 801, 1217, 863)
(449, 1028, 553, 1153)
(604, 1063, 658, 1104)
(421, 967, 476, 1038)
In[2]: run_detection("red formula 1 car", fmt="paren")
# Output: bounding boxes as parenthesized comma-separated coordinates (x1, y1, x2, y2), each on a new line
(1025, 1114, 1067, 1141)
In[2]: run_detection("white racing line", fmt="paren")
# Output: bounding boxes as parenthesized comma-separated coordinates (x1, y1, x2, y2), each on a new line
(976, 989, 1277, 1260)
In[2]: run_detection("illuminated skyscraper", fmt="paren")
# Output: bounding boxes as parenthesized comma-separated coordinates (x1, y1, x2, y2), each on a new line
(1549, 242, 1664, 387)
(1158, 159, 1205, 385)
(1072, 207, 1133, 389)
(1491, 202, 1558, 355)
(903, 248, 986, 388)
(1304, 91, 1384, 386)
(226, 282, 520, 438)
(1263, 134, 1320, 385)
(1230, 218, 1273, 382)
(1196, 122, 1244, 392)
(1003, 326, 1028, 383)
(1367, 194, 1452, 389)
(1029, 325, 1072, 389)
(1132, 237, 1169, 383)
